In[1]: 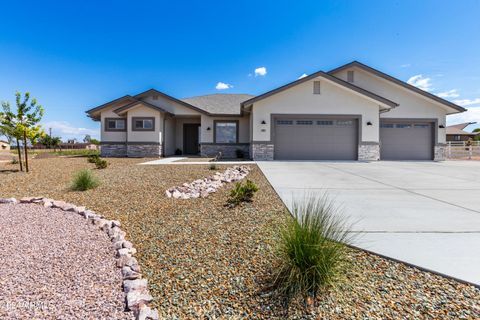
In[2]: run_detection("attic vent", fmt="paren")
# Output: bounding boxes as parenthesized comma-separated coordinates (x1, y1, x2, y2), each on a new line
(313, 81, 321, 94)
(347, 70, 354, 83)
(152, 95, 159, 100)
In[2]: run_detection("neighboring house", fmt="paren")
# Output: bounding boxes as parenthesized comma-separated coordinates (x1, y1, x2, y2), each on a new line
(446, 122, 478, 141)
(0, 140, 10, 150)
(86, 61, 465, 161)
(33, 142, 99, 150)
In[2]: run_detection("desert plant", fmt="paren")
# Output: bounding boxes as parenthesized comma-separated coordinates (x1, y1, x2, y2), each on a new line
(70, 169, 99, 191)
(209, 163, 217, 170)
(273, 194, 353, 307)
(87, 154, 100, 163)
(10, 158, 18, 165)
(235, 149, 245, 159)
(175, 148, 182, 155)
(94, 158, 108, 169)
(227, 179, 258, 206)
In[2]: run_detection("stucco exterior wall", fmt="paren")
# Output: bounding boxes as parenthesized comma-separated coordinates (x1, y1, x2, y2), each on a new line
(100, 106, 127, 142)
(332, 67, 448, 144)
(250, 77, 382, 143)
(164, 117, 176, 156)
(126, 105, 162, 143)
(200, 114, 250, 143)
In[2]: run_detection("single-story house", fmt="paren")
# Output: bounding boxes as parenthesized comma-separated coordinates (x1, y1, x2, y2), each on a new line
(446, 122, 478, 141)
(86, 61, 465, 161)
(0, 140, 10, 150)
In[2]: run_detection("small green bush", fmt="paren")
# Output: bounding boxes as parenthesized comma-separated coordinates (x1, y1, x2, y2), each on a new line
(11, 158, 19, 165)
(70, 169, 99, 191)
(209, 163, 217, 170)
(87, 154, 100, 163)
(94, 158, 108, 169)
(175, 148, 183, 155)
(273, 195, 353, 306)
(227, 179, 259, 206)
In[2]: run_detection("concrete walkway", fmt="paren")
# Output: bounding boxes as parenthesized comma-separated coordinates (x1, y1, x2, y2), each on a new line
(257, 160, 480, 286)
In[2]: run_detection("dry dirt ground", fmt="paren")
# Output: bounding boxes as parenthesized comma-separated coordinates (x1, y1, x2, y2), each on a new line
(0, 157, 479, 319)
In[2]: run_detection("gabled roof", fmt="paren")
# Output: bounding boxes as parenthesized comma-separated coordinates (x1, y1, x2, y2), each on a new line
(114, 100, 173, 116)
(85, 95, 137, 120)
(328, 61, 466, 113)
(241, 70, 399, 108)
(133, 89, 210, 115)
(446, 122, 478, 136)
(447, 122, 476, 130)
(182, 94, 254, 115)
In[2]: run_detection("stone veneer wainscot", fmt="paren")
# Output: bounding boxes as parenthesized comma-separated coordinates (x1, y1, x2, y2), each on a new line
(200, 144, 249, 159)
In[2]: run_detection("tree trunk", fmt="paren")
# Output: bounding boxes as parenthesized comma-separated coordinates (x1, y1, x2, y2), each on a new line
(23, 130, 29, 173)
(15, 137, 23, 172)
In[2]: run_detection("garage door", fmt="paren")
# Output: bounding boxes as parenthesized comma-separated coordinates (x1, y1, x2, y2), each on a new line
(274, 118, 358, 160)
(380, 120, 433, 160)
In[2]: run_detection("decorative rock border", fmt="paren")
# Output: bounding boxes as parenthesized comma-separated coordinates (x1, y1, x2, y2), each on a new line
(0, 197, 159, 320)
(165, 165, 251, 199)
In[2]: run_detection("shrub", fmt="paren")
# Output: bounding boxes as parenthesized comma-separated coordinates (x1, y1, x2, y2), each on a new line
(209, 163, 217, 170)
(70, 169, 99, 191)
(87, 154, 100, 163)
(273, 195, 353, 306)
(175, 148, 183, 155)
(235, 149, 245, 159)
(11, 158, 18, 165)
(94, 158, 108, 169)
(227, 179, 258, 207)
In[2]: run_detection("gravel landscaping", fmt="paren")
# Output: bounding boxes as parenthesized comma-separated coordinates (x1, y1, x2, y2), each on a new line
(0, 203, 131, 319)
(1, 157, 479, 319)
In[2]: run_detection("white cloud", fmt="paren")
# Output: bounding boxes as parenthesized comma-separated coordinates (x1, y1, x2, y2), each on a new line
(254, 67, 267, 77)
(401, 63, 411, 68)
(453, 98, 480, 107)
(298, 73, 308, 79)
(437, 89, 459, 99)
(215, 82, 233, 90)
(407, 74, 433, 92)
(447, 106, 480, 126)
(43, 121, 99, 140)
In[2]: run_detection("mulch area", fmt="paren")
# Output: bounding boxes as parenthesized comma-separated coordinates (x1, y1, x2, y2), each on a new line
(0, 158, 479, 319)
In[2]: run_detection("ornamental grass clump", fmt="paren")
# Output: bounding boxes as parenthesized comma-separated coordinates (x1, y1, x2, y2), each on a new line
(273, 194, 354, 306)
(70, 169, 99, 191)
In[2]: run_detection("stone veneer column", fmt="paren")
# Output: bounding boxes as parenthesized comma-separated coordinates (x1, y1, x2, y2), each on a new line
(434, 144, 446, 161)
(251, 143, 274, 161)
(358, 143, 380, 161)
(126, 144, 162, 158)
(101, 144, 127, 157)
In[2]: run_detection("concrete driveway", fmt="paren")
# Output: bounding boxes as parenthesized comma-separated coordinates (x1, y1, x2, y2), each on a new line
(257, 161, 480, 286)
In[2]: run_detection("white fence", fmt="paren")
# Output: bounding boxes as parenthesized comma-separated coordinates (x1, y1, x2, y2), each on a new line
(446, 141, 480, 159)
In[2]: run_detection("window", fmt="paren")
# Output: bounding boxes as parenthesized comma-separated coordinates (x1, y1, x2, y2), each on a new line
(336, 120, 353, 126)
(313, 81, 321, 94)
(296, 120, 313, 125)
(395, 123, 412, 129)
(380, 123, 394, 128)
(347, 70, 354, 83)
(277, 120, 293, 125)
(132, 117, 155, 131)
(317, 120, 333, 125)
(214, 121, 238, 143)
(454, 135, 461, 141)
(105, 118, 126, 131)
(414, 124, 430, 129)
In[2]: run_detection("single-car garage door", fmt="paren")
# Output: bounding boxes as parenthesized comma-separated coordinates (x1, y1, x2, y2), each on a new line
(274, 117, 358, 160)
(380, 120, 434, 160)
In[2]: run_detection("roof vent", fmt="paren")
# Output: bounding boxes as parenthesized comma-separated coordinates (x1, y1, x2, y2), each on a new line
(152, 95, 159, 100)
(347, 70, 354, 83)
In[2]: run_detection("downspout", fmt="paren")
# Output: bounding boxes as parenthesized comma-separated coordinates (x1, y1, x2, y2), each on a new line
(162, 115, 166, 157)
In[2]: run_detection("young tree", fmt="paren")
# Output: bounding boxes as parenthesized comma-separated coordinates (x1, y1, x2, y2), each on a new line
(83, 134, 92, 143)
(0, 103, 24, 170)
(0, 92, 44, 172)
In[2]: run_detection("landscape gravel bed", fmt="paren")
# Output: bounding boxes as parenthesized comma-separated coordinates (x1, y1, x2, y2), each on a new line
(1, 158, 479, 319)
(0, 202, 131, 320)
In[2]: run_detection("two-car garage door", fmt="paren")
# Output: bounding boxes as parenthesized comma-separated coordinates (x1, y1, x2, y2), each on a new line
(274, 117, 358, 160)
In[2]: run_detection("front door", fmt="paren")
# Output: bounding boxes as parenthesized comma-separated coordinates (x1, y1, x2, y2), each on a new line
(183, 123, 200, 155)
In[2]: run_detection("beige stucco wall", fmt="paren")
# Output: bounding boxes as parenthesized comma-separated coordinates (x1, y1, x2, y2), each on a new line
(251, 77, 383, 142)
(126, 105, 162, 143)
(100, 105, 127, 142)
(164, 117, 176, 156)
(175, 117, 201, 152)
(143, 95, 202, 116)
(200, 114, 250, 143)
(332, 67, 449, 144)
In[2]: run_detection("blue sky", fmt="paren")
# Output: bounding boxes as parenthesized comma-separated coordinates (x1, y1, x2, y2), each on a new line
(1, 0, 479, 140)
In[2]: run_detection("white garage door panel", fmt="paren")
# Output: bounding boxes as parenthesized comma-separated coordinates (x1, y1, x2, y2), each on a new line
(380, 121, 433, 160)
(274, 118, 358, 160)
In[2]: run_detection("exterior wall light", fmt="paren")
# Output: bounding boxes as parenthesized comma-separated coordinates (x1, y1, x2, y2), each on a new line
(206, 127, 211, 131)
(367, 121, 372, 126)
(261, 120, 267, 124)
(439, 125, 445, 129)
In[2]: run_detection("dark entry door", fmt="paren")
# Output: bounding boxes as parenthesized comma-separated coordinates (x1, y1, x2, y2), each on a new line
(183, 123, 200, 155)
